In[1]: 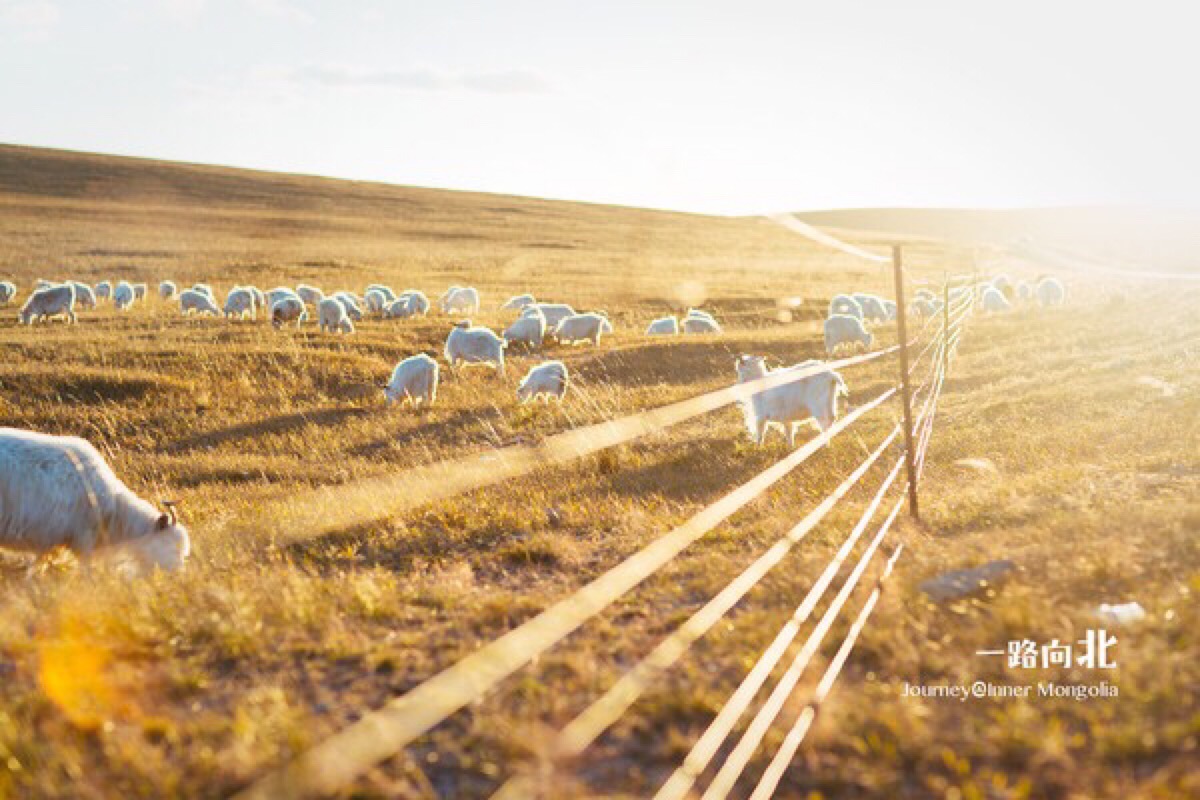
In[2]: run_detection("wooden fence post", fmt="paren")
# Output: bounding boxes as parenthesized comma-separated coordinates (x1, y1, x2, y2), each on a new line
(892, 245, 919, 519)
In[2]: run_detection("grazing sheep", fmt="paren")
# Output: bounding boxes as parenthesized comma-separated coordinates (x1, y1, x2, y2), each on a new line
(910, 298, 938, 318)
(366, 284, 397, 303)
(159, 280, 177, 300)
(384, 297, 419, 320)
(0, 428, 189, 571)
(383, 354, 439, 407)
(19, 284, 76, 325)
(271, 296, 308, 329)
(735, 355, 848, 446)
(914, 288, 936, 302)
(364, 289, 388, 315)
(828, 294, 863, 319)
(554, 312, 613, 346)
(824, 314, 873, 355)
(529, 303, 576, 329)
(991, 274, 1012, 293)
(113, 281, 136, 311)
(180, 288, 220, 317)
(645, 316, 679, 335)
(852, 293, 890, 323)
(132, 283, 147, 301)
(682, 313, 721, 334)
(1016, 280, 1033, 303)
(318, 297, 354, 333)
(296, 284, 325, 307)
(441, 286, 481, 315)
(980, 287, 1012, 313)
(397, 290, 430, 316)
(192, 283, 215, 298)
(444, 321, 506, 375)
(501, 293, 536, 311)
(94, 281, 112, 300)
(0, 281, 15, 306)
(264, 286, 299, 311)
(503, 308, 547, 349)
(223, 287, 258, 319)
(35, 279, 55, 290)
(1037, 277, 1066, 307)
(517, 360, 569, 403)
(69, 282, 97, 310)
(332, 292, 364, 321)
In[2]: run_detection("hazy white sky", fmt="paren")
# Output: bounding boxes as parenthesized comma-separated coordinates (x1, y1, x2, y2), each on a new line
(2, 0, 1198, 214)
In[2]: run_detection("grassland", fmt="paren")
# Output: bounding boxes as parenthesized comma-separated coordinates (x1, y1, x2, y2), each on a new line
(0, 145, 1196, 799)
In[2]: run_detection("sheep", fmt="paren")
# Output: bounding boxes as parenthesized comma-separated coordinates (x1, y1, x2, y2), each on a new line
(19, 284, 76, 325)
(397, 290, 430, 316)
(504, 308, 546, 349)
(113, 281, 136, 310)
(132, 283, 148, 301)
(384, 297, 419, 320)
(910, 298, 938, 318)
(159, 280, 177, 300)
(0, 281, 15, 306)
(366, 284, 397, 303)
(554, 312, 613, 346)
(1016, 280, 1034, 303)
(682, 313, 721, 334)
(824, 313, 872, 355)
(264, 286, 299, 312)
(332, 292, 364, 321)
(914, 288, 936, 302)
(646, 316, 680, 335)
(444, 321, 506, 375)
(980, 287, 1012, 313)
(529, 302, 576, 329)
(271, 296, 308, 328)
(0, 427, 189, 571)
(517, 360, 569, 403)
(852, 293, 890, 323)
(882, 300, 898, 320)
(34, 279, 54, 290)
(364, 289, 388, 315)
(94, 280, 112, 300)
(383, 354, 439, 407)
(192, 283, 215, 299)
(180, 288, 220, 316)
(69, 281, 97, 310)
(501, 293, 536, 311)
(735, 355, 848, 446)
(991, 274, 1012, 293)
(1037, 277, 1066, 307)
(828, 294, 863, 319)
(223, 287, 258, 319)
(248, 286, 267, 312)
(318, 297, 354, 333)
(296, 284, 325, 307)
(441, 286, 481, 315)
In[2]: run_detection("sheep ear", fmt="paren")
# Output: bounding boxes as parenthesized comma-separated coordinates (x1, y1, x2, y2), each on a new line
(156, 513, 170, 530)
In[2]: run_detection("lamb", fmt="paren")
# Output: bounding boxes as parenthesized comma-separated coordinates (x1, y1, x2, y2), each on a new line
(94, 280, 112, 300)
(383, 354, 439, 407)
(441, 286, 481, 315)
(980, 287, 1012, 313)
(366, 284, 397, 303)
(824, 313, 873, 355)
(69, 281, 97, 310)
(553, 312, 613, 345)
(444, 321, 506, 375)
(517, 360, 569, 403)
(113, 281, 136, 310)
(1037, 277, 1066, 307)
(397, 290, 430, 316)
(682, 313, 721, 334)
(852, 293, 890, 323)
(646, 316, 680, 335)
(318, 297, 354, 333)
(159, 280, 178, 300)
(364, 289, 388, 315)
(332, 292, 364, 321)
(271, 296, 308, 328)
(180, 288, 220, 316)
(19, 284, 76, 324)
(133, 283, 148, 301)
(529, 302, 576, 329)
(503, 308, 546, 349)
(296, 284, 325, 307)
(0, 427, 189, 571)
(0, 281, 15, 306)
(500, 293, 536, 311)
(828, 294, 863, 319)
(384, 297, 419, 319)
(265, 286, 300, 312)
(223, 287, 258, 319)
(735, 355, 848, 446)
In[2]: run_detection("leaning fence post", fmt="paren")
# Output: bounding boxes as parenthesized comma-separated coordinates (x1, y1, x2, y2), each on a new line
(891, 245, 919, 519)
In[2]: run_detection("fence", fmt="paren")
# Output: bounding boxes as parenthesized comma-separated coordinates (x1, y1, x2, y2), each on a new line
(234, 230, 975, 799)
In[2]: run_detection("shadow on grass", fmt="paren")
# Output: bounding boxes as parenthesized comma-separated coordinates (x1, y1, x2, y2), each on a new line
(163, 406, 370, 453)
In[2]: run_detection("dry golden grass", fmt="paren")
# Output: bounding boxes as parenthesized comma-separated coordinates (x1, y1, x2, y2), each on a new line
(0, 146, 1196, 799)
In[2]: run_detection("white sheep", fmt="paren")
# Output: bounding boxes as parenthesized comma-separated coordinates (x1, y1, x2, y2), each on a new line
(646, 316, 679, 335)
(735, 355, 847, 446)
(384, 297, 419, 320)
(159, 280, 177, 300)
(554, 312, 613, 345)
(991, 274, 1012, 293)
(192, 283, 215, 298)
(364, 289, 388, 315)
(981, 287, 1012, 313)
(264, 286, 299, 312)
(223, 287, 258, 319)
(0, 281, 15, 306)
(828, 294, 863, 319)
(366, 284, 397, 303)
(0, 427, 189, 571)
(441, 286, 481, 315)
(94, 280, 112, 300)
(824, 314, 873, 355)
(1037, 277, 1066, 307)
(133, 283, 147, 301)
(910, 298, 938, 318)
(444, 321, 506, 375)
(1016, 280, 1033, 303)
(501, 293, 536, 311)
(271, 296, 308, 328)
(682, 313, 721, 334)
(504, 308, 546, 349)
(383, 354, 439, 407)
(180, 288, 220, 316)
(529, 302, 576, 329)
(296, 284, 325, 307)
(852, 293, 890, 323)
(318, 297, 354, 333)
(248, 286, 267, 311)
(69, 281, 97, 310)
(19, 284, 76, 324)
(517, 360, 569, 403)
(113, 281, 136, 310)
(332, 292, 364, 321)
(398, 290, 430, 316)
(914, 288, 936, 302)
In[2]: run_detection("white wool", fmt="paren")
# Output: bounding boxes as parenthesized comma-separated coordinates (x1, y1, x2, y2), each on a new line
(271, 296, 308, 328)
(366, 284, 397, 303)
(113, 281, 136, 310)
(384, 354, 439, 407)
(554, 312, 613, 345)
(441, 286, 481, 315)
(1037, 277, 1066, 307)
(318, 297, 354, 333)
(528, 302, 576, 328)
(500, 293, 536, 311)
(0, 281, 16, 306)
(20, 285, 76, 324)
(180, 288, 220, 316)
(444, 321, 506, 374)
(646, 316, 679, 335)
(517, 360, 569, 403)
(69, 281, 97, 310)
(735, 356, 848, 446)
(296, 284, 325, 306)
(223, 287, 258, 319)
(828, 294, 863, 319)
(682, 315, 720, 334)
(824, 313, 872, 354)
(159, 280, 178, 299)
(981, 287, 1012, 313)
(504, 309, 547, 348)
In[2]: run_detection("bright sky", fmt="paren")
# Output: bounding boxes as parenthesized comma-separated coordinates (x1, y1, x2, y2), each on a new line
(3, 0, 1198, 214)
